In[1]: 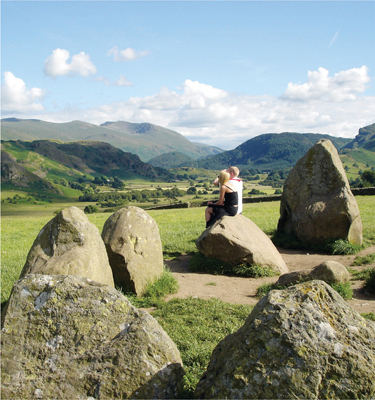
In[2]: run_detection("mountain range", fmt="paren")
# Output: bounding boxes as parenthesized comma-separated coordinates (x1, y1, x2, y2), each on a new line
(2, 119, 375, 192)
(1, 118, 222, 162)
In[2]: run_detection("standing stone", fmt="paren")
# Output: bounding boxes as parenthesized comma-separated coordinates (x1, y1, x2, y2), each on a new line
(102, 206, 164, 296)
(196, 214, 288, 275)
(19, 206, 114, 287)
(1, 274, 184, 399)
(278, 139, 362, 245)
(195, 280, 375, 399)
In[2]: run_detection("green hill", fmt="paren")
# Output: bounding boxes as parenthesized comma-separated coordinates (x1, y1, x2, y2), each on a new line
(189, 132, 352, 171)
(148, 151, 194, 169)
(1, 140, 174, 193)
(1, 118, 223, 162)
(343, 123, 375, 152)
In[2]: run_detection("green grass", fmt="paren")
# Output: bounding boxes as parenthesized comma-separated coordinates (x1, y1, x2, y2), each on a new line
(189, 252, 276, 278)
(123, 267, 179, 308)
(150, 297, 253, 397)
(352, 253, 375, 266)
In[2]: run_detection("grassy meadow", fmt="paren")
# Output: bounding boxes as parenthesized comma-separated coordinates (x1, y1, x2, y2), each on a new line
(1, 195, 374, 396)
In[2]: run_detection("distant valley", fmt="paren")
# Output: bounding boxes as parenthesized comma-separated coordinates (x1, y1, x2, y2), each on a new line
(1, 119, 375, 198)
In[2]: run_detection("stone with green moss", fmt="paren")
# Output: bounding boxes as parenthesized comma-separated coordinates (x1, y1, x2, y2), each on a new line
(1, 274, 184, 399)
(195, 280, 375, 399)
(278, 139, 363, 246)
(102, 206, 164, 296)
(19, 206, 114, 287)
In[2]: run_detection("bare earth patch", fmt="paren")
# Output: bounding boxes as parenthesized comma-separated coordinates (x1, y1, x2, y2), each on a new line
(164, 246, 375, 315)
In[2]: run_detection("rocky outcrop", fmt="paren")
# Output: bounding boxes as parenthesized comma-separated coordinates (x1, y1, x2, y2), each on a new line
(1, 274, 184, 399)
(276, 260, 350, 287)
(20, 206, 114, 287)
(278, 139, 363, 245)
(196, 214, 288, 275)
(195, 280, 375, 399)
(102, 207, 164, 296)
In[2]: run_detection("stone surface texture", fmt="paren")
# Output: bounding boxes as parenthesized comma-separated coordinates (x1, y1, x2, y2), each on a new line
(195, 280, 375, 399)
(196, 214, 288, 274)
(277, 139, 362, 245)
(102, 206, 164, 296)
(276, 260, 350, 287)
(1, 274, 184, 399)
(19, 206, 114, 287)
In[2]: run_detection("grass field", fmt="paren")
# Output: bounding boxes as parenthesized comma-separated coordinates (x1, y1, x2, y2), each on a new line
(1, 195, 374, 396)
(2, 196, 374, 305)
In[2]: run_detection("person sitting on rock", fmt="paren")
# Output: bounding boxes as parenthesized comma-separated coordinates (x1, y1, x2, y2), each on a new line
(205, 170, 238, 228)
(213, 166, 243, 214)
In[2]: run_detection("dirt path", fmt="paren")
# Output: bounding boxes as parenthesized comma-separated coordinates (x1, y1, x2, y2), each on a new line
(164, 246, 375, 315)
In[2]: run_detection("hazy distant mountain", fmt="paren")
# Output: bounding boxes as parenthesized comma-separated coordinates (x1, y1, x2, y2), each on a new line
(1, 118, 223, 162)
(343, 123, 375, 151)
(189, 132, 353, 171)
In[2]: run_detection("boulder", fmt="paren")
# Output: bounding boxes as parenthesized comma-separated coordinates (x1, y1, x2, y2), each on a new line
(1, 274, 184, 400)
(196, 214, 288, 275)
(277, 139, 362, 246)
(276, 260, 350, 286)
(195, 280, 375, 399)
(102, 206, 164, 296)
(19, 206, 114, 287)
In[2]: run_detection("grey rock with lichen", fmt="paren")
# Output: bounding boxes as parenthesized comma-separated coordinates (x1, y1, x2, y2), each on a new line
(1, 274, 184, 399)
(195, 280, 375, 399)
(19, 206, 114, 287)
(277, 139, 362, 246)
(276, 260, 350, 287)
(196, 214, 288, 275)
(102, 206, 164, 296)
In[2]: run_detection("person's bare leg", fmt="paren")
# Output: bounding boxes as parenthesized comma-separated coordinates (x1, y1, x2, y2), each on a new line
(205, 206, 213, 222)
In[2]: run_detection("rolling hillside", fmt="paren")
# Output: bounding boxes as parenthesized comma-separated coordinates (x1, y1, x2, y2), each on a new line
(343, 123, 375, 152)
(1, 118, 222, 162)
(1, 140, 174, 193)
(187, 132, 353, 171)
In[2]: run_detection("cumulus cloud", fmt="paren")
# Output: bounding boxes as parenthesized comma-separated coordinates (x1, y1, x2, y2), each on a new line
(12, 66, 375, 150)
(282, 66, 370, 102)
(44, 48, 97, 77)
(107, 46, 149, 62)
(1, 71, 45, 112)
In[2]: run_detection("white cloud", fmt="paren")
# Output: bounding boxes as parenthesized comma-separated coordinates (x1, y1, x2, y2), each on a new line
(115, 75, 133, 87)
(107, 46, 149, 62)
(282, 66, 370, 102)
(10, 67, 375, 151)
(329, 30, 339, 48)
(44, 48, 97, 77)
(1, 71, 45, 112)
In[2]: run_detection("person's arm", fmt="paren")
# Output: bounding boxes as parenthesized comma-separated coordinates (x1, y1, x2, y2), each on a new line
(214, 185, 226, 205)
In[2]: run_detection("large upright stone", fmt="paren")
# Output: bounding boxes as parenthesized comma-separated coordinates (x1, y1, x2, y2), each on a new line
(278, 139, 362, 245)
(1, 274, 184, 399)
(196, 214, 288, 274)
(19, 206, 114, 287)
(102, 206, 164, 296)
(195, 280, 375, 399)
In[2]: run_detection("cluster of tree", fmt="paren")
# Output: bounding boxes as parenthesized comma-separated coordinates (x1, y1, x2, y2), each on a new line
(350, 170, 375, 188)
(79, 186, 186, 207)
(260, 169, 290, 188)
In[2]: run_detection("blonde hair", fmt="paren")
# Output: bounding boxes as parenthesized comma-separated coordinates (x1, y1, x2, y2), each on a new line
(218, 170, 230, 186)
(228, 166, 239, 178)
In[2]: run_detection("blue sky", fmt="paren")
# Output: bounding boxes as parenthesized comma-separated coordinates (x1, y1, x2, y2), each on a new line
(2, 1, 375, 150)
